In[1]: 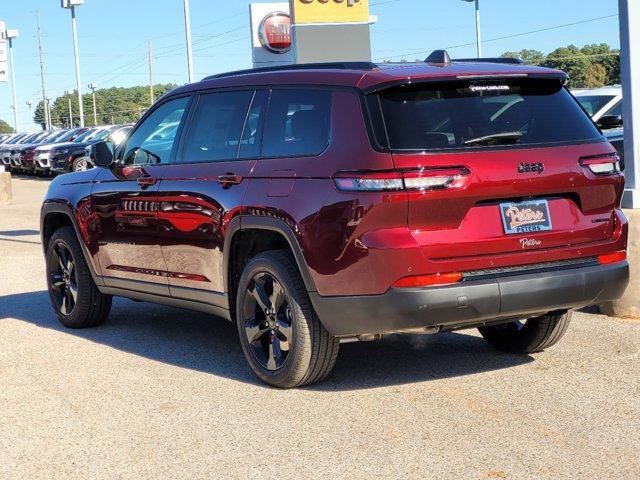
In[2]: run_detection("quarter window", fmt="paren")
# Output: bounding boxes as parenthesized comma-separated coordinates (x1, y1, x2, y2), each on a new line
(262, 89, 331, 158)
(123, 96, 190, 165)
(183, 91, 254, 163)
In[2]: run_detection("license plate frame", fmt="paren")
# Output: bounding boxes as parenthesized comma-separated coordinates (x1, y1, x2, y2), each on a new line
(499, 199, 553, 235)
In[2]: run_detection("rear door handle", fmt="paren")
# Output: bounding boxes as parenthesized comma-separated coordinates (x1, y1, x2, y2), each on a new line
(217, 174, 243, 187)
(137, 176, 158, 189)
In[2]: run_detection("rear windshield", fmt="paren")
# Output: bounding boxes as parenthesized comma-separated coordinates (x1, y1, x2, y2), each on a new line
(372, 80, 602, 151)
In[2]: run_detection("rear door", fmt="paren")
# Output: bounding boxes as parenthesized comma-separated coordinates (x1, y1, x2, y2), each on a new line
(157, 89, 264, 304)
(90, 95, 191, 292)
(371, 78, 624, 261)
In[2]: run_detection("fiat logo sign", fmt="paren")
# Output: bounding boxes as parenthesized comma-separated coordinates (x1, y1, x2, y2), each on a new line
(258, 12, 292, 54)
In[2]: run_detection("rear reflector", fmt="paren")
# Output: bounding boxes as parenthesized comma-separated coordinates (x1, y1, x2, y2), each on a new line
(333, 167, 469, 192)
(597, 251, 627, 265)
(579, 154, 621, 175)
(393, 272, 463, 288)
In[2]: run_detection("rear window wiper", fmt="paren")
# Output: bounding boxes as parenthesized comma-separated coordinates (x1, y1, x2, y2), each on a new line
(463, 131, 523, 146)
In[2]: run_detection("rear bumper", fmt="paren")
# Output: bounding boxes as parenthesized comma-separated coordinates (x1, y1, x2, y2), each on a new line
(310, 261, 629, 337)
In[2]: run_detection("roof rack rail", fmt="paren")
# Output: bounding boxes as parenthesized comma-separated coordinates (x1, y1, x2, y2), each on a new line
(454, 57, 523, 65)
(203, 62, 378, 81)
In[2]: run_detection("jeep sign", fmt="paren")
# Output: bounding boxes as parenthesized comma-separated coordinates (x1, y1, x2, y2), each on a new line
(291, 0, 369, 24)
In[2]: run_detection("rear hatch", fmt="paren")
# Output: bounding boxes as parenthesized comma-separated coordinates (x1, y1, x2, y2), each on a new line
(368, 77, 624, 261)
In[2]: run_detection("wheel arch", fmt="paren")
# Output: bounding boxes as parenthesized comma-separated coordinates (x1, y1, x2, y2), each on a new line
(224, 216, 318, 321)
(40, 201, 104, 286)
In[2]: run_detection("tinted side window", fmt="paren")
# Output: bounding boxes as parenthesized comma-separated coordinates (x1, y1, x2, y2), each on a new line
(262, 89, 331, 158)
(238, 90, 268, 159)
(183, 90, 254, 163)
(123, 96, 190, 165)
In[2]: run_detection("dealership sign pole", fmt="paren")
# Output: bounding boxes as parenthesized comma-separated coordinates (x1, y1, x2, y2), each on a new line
(62, 0, 85, 128)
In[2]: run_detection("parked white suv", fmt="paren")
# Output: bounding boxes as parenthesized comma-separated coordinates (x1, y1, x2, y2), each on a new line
(573, 86, 622, 126)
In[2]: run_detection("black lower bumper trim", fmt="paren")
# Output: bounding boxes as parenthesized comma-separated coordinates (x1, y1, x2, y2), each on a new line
(310, 262, 629, 337)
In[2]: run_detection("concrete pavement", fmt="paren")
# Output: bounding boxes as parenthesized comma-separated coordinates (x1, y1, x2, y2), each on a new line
(0, 177, 639, 479)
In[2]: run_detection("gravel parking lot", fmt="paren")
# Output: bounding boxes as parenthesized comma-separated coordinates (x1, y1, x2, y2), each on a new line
(1, 176, 639, 479)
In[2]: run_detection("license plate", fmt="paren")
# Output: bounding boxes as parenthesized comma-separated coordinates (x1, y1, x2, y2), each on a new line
(499, 199, 552, 235)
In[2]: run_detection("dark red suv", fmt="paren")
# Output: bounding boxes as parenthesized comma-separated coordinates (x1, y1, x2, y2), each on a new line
(41, 53, 629, 388)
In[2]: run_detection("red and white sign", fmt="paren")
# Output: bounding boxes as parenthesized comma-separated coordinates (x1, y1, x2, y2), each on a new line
(258, 11, 292, 54)
(250, 3, 294, 68)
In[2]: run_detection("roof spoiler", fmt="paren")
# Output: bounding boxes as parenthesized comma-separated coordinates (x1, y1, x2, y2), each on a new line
(425, 49, 522, 65)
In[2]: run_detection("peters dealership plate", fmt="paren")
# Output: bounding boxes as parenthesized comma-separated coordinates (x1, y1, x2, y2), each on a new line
(499, 199, 552, 235)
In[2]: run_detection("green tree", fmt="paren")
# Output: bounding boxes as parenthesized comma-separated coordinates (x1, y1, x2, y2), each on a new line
(542, 45, 591, 87)
(501, 49, 545, 65)
(0, 118, 13, 134)
(33, 83, 178, 129)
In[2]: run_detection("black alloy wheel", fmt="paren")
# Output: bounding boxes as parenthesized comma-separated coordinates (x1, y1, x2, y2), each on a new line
(49, 242, 78, 315)
(45, 226, 112, 328)
(242, 272, 293, 371)
(235, 250, 339, 388)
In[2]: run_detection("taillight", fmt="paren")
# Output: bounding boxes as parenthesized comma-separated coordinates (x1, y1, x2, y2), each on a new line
(393, 272, 463, 288)
(403, 167, 470, 191)
(598, 251, 627, 265)
(579, 153, 621, 175)
(333, 171, 404, 192)
(333, 167, 470, 192)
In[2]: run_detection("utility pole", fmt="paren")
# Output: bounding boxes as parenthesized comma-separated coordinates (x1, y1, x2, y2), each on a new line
(35, 10, 50, 130)
(88, 83, 97, 126)
(64, 90, 73, 128)
(182, 0, 194, 83)
(148, 40, 154, 106)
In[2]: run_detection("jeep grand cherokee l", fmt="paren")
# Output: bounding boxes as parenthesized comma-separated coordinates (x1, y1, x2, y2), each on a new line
(41, 54, 629, 388)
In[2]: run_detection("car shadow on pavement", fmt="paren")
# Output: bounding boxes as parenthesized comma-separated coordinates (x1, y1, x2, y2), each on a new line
(0, 290, 533, 390)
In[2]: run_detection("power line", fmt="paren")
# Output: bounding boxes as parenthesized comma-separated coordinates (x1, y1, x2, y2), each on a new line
(376, 13, 619, 61)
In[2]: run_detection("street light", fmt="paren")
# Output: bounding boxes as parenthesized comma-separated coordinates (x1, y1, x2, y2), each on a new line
(182, 0, 194, 83)
(61, 0, 85, 127)
(2, 28, 20, 132)
(88, 83, 98, 126)
(463, 0, 482, 58)
(64, 90, 73, 128)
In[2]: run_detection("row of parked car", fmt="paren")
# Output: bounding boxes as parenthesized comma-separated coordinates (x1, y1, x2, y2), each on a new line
(0, 124, 132, 176)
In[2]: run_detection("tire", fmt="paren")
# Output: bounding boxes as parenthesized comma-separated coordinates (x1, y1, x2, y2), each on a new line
(478, 311, 571, 353)
(45, 226, 112, 328)
(235, 250, 339, 388)
(72, 156, 90, 172)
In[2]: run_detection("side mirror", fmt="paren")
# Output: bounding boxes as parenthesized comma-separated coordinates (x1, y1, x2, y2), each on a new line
(597, 115, 623, 130)
(90, 141, 114, 168)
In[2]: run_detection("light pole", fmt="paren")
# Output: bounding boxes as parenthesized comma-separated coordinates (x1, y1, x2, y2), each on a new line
(182, 0, 194, 83)
(61, 0, 85, 127)
(2, 28, 20, 132)
(64, 90, 73, 128)
(88, 83, 98, 126)
(463, 0, 482, 58)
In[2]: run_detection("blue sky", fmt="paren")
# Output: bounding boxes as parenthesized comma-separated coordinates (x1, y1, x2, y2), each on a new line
(0, 0, 621, 130)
